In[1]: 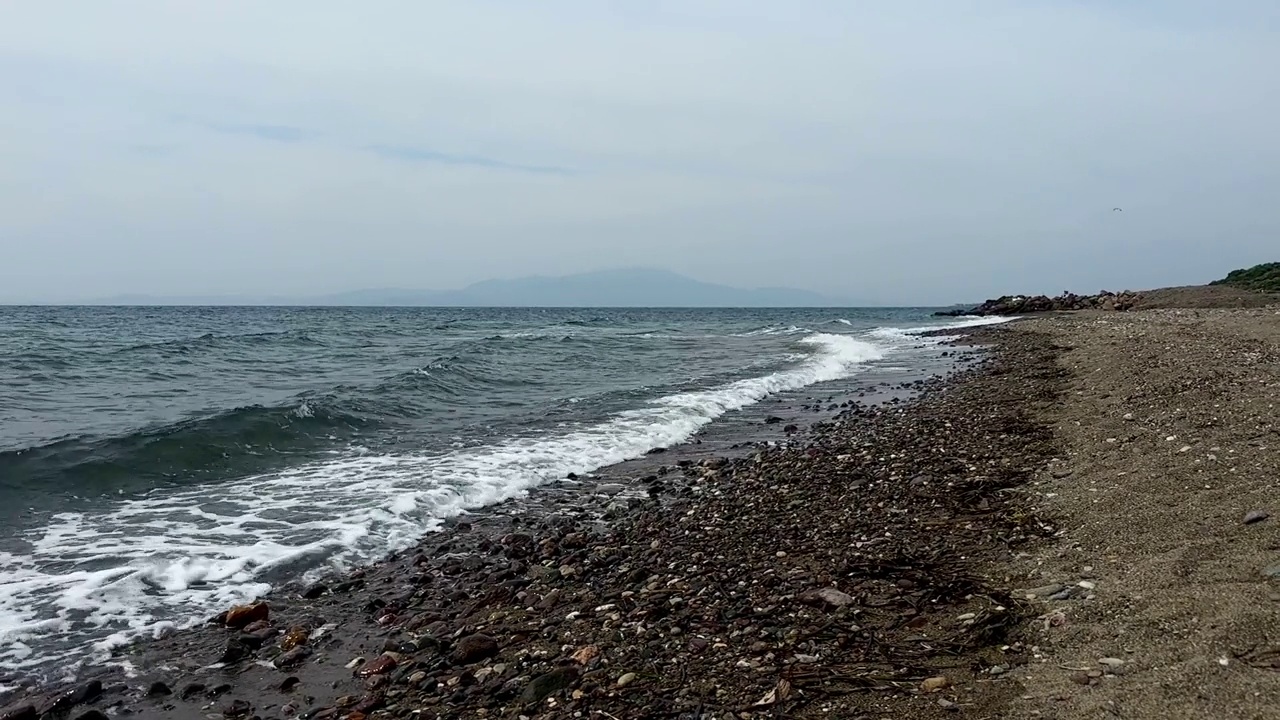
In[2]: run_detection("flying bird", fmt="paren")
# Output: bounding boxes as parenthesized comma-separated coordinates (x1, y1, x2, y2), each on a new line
(1112, 207, 1123, 212)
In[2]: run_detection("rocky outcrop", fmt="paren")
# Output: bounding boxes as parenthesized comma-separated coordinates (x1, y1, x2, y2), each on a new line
(936, 290, 1139, 317)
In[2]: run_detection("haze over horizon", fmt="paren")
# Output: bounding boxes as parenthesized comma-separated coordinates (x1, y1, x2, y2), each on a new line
(3, 2, 1278, 305)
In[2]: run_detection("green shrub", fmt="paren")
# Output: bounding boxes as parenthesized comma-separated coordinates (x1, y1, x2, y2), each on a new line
(1211, 262, 1280, 293)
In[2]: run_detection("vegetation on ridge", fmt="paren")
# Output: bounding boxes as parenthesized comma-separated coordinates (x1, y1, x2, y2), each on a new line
(1211, 262, 1280, 293)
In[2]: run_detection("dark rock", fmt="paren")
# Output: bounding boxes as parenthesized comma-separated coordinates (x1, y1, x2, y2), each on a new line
(764, 416, 784, 425)
(353, 693, 385, 713)
(180, 683, 207, 700)
(74, 712, 108, 720)
(279, 676, 301, 692)
(40, 680, 102, 714)
(0, 704, 36, 720)
(147, 681, 172, 697)
(276, 646, 312, 668)
(521, 666, 580, 704)
(934, 290, 1139, 317)
(450, 634, 499, 665)
(220, 637, 253, 664)
(301, 584, 329, 600)
(1245, 509, 1270, 524)
(222, 699, 253, 718)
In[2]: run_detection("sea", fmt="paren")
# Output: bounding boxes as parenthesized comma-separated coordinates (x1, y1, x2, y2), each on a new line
(0, 305, 1004, 684)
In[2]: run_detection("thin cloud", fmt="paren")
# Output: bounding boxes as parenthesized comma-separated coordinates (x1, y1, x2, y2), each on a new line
(363, 144, 572, 175)
(205, 122, 305, 143)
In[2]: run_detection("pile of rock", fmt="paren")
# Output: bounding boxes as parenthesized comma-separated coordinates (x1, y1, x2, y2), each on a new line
(936, 290, 1139, 317)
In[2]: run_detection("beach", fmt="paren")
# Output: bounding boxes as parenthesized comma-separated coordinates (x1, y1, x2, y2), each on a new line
(4, 307, 1280, 719)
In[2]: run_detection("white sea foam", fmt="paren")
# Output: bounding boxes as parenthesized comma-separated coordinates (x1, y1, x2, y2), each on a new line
(867, 315, 1013, 343)
(0, 316, 997, 674)
(733, 325, 810, 337)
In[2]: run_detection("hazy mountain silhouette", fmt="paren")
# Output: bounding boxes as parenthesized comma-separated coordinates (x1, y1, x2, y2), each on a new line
(84, 269, 862, 307)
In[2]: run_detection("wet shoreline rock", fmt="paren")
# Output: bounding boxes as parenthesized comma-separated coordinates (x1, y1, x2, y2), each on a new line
(936, 290, 1139, 316)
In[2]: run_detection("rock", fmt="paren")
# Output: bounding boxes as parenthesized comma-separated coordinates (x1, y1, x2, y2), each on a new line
(74, 712, 108, 720)
(219, 637, 253, 664)
(989, 665, 1007, 675)
(280, 676, 301, 692)
(616, 672, 638, 688)
(798, 587, 856, 608)
(934, 290, 1140, 317)
(41, 680, 103, 714)
(570, 645, 600, 665)
(280, 626, 310, 650)
(1024, 583, 1065, 598)
(764, 416, 784, 425)
(147, 681, 172, 696)
(1051, 469, 1073, 479)
(276, 646, 312, 668)
(921, 676, 950, 692)
(1098, 657, 1125, 668)
(223, 602, 269, 629)
(1264, 563, 1280, 579)
(521, 666, 580, 704)
(222, 699, 252, 718)
(357, 654, 399, 677)
(1245, 510, 1270, 525)
(301, 583, 329, 599)
(180, 683, 207, 700)
(1069, 672, 1092, 686)
(0, 704, 36, 720)
(450, 634, 499, 665)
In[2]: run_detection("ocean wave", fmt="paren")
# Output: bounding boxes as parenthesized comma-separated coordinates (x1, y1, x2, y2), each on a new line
(732, 325, 810, 337)
(0, 400, 376, 494)
(111, 329, 321, 356)
(0, 331, 888, 673)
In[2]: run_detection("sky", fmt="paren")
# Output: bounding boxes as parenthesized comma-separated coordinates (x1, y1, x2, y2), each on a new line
(1, 1, 1278, 305)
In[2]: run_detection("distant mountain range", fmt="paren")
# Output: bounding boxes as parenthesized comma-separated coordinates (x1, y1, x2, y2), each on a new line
(82, 269, 864, 307)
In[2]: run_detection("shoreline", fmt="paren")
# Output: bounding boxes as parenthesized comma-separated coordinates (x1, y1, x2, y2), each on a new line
(2, 336, 1000, 717)
(4, 325, 1058, 718)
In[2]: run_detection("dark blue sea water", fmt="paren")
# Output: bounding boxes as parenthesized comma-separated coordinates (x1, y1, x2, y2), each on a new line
(0, 306, 1003, 680)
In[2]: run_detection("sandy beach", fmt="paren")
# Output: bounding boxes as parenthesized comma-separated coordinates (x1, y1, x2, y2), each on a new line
(4, 307, 1280, 720)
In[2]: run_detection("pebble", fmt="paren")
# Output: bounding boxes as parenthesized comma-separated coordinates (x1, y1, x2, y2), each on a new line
(356, 654, 398, 677)
(616, 672, 638, 688)
(1077, 580, 1097, 590)
(956, 613, 976, 621)
(799, 587, 856, 608)
(921, 676, 950, 692)
(989, 665, 1007, 675)
(1025, 584, 1065, 598)
(1244, 510, 1270, 525)
(450, 634, 499, 665)
(521, 666, 580, 704)
(1098, 657, 1125, 668)
(223, 602, 269, 629)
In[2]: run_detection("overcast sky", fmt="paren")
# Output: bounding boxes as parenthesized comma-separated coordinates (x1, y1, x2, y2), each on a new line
(2, 1, 1277, 305)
